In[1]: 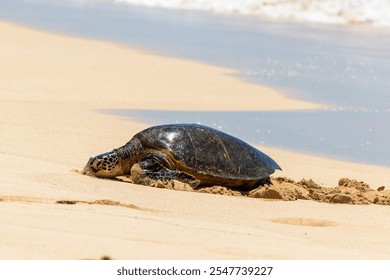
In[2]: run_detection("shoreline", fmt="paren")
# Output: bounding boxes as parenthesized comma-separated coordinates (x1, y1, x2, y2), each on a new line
(1, 21, 390, 259)
(0, 21, 321, 111)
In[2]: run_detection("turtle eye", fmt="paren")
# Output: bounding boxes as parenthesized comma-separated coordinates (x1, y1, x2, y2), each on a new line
(90, 158, 103, 170)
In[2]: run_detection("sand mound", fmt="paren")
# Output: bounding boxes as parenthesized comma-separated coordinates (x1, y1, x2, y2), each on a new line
(116, 165, 390, 205)
(260, 177, 390, 205)
(249, 177, 390, 205)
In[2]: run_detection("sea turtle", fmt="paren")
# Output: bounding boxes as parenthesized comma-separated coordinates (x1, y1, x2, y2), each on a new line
(83, 124, 281, 190)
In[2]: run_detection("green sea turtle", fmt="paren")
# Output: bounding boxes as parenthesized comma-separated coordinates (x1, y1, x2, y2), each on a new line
(83, 124, 281, 190)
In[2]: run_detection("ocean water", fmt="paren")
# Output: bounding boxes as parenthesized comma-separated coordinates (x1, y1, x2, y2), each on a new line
(1, 0, 390, 166)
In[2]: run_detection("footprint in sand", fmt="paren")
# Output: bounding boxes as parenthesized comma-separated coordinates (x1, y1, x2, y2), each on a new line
(0, 195, 148, 211)
(56, 199, 151, 211)
(271, 217, 337, 227)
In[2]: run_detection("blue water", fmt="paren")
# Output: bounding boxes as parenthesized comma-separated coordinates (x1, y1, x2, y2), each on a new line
(1, 0, 390, 165)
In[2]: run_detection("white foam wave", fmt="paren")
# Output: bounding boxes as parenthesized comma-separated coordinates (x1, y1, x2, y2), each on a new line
(113, 0, 390, 27)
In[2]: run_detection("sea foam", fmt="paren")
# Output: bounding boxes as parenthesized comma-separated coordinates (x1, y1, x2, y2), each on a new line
(113, 0, 390, 27)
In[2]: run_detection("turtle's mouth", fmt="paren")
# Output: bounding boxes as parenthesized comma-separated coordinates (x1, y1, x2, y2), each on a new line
(83, 166, 98, 175)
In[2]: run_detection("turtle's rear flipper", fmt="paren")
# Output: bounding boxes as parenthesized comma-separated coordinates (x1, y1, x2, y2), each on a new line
(131, 160, 199, 188)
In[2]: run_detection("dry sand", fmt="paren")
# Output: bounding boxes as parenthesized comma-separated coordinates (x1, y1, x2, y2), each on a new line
(1, 21, 390, 260)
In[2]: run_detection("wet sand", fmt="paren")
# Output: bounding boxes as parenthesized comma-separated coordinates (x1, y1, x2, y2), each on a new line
(1, 21, 390, 259)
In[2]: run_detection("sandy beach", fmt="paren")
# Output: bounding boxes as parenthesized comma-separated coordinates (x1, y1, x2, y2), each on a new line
(1, 21, 390, 259)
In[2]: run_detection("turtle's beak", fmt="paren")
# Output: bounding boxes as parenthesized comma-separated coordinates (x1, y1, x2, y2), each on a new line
(81, 157, 93, 175)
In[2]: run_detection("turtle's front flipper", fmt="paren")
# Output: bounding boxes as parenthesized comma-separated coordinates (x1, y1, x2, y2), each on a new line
(131, 158, 199, 188)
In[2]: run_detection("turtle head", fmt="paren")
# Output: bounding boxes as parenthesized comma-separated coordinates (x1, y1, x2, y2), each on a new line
(83, 150, 124, 178)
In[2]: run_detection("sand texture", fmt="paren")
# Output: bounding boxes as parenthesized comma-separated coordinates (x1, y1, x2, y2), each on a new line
(1, 21, 390, 260)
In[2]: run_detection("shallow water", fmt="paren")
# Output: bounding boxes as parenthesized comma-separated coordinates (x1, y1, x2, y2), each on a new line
(1, 0, 390, 166)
